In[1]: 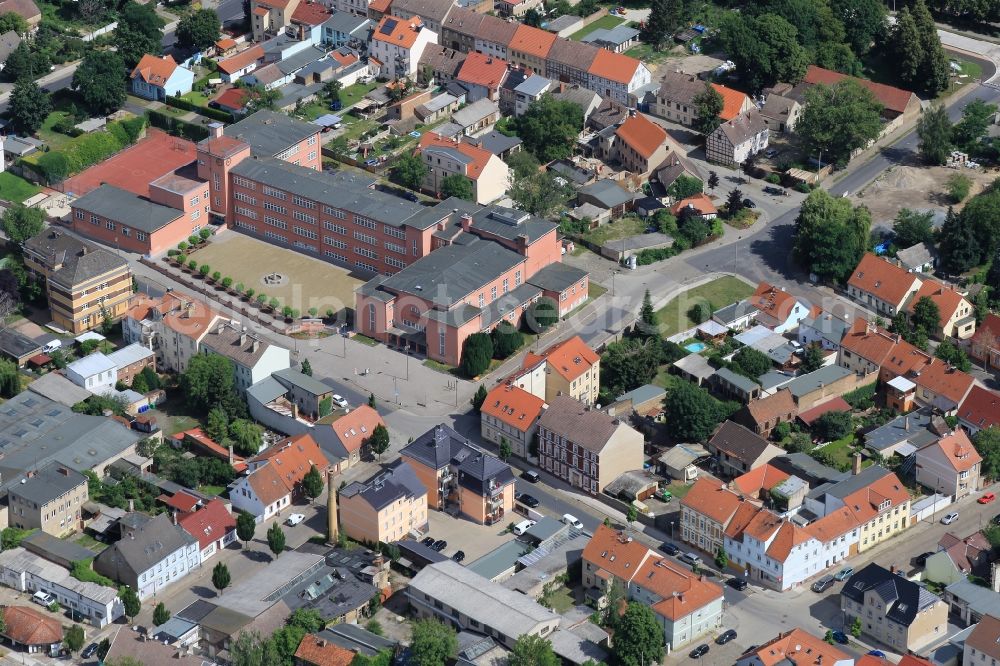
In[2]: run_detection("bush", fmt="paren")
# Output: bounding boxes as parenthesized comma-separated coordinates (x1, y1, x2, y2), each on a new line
(176, 253, 187, 264)
(146, 109, 210, 141)
(187, 259, 198, 270)
(491, 321, 524, 359)
(178, 241, 188, 251)
(636, 246, 677, 264)
(211, 271, 221, 281)
(188, 235, 200, 245)
(523, 297, 559, 333)
(282, 305, 293, 317)
(813, 411, 854, 441)
(460, 333, 494, 377)
(796, 182, 812, 193)
(221, 277, 233, 288)
(245, 288, 255, 299)
(167, 249, 179, 256)
(164, 94, 233, 122)
(291, 308, 300, 318)
(199, 264, 210, 276)
(235, 282, 244, 293)
(199, 228, 212, 240)
(947, 173, 972, 203)
(765, 173, 781, 184)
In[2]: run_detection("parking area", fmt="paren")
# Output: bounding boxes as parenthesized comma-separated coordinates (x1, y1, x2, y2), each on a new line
(423, 510, 521, 562)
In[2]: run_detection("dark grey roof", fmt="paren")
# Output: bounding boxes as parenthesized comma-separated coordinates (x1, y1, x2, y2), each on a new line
(469, 206, 557, 243)
(377, 238, 524, 307)
(712, 299, 758, 325)
(275, 46, 328, 75)
(0, 30, 19, 61)
(478, 283, 542, 329)
(273, 367, 331, 397)
(708, 421, 772, 465)
(714, 367, 761, 393)
(0, 328, 41, 359)
(24, 231, 127, 290)
(769, 453, 848, 487)
(391, 0, 455, 24)
(578, 179, 633, 209)
(224, 110, 318, 158)
(864, 409, 940, 453)
(897, 242, 936, 270)
(842, 563, 941, 627)
(319, 624, 398, 656)
(548, 159, 596, 186)
(322, 11, 370, 35)
(72, 184, 181, 232)
(231, 157, 424, 227)
(580, 24, 639, 47)
(784, 365, 853, 399)
(400, 424, 514, 493)
(10, 461, 86, 506)
(94, 513, 196, 581)
(22, 530, 98, 565)
(340, 460, 426, 511)
(528, 262, 589, 293)
(812, 465, 891, 503)
(201, 322, 279, 369)
(285, 554, 378, 621)
(464, 131, 522, 156)
(537, 395, 626, 453)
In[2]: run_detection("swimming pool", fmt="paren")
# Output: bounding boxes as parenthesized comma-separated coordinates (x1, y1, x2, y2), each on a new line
(685, 342, 707, 353)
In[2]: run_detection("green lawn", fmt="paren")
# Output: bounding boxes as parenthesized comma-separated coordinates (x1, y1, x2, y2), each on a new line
(570, 15, 624, 40)
(37, 110, 76, 152)
(342, 81, 379, 108)
(0, 172, 42, 204)
(655, 276, 755, 337)
(624, 42, 681, 65)
(543, 585, 575, 613)
(180, 90, 211, 107)
(198, 485, 227, 496)
(579, 216, 648, 247)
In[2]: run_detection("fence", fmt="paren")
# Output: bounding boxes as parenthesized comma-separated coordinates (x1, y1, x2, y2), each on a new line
(910, 493, 953, 522)
(81, 22, 117, 41)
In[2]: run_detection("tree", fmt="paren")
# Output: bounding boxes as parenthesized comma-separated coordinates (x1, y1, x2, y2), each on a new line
(506, 150, 541, 179)
(498, 437, 512, 461)
(65, 624, 85, 652)
(719, 12, 809, 92)
(212, 562, 231, 593)
(715, 547, 728, 568)
(850, 616, 862, 638)
(515, 95, 585, 162)
(153, 602, 170, 626)
(830, 0, 885, 55)
(613, 603, 664, 666)
(890, 8, 923, 89)
(947, 173, 972, 203)
(410, 618, 458, 666)
(800, 345, 826, 373)
(911, 295, 941, 334)
(180, 353, 245, 418)
(230, 630, 267, 666)
(707, 171, 720, 191)
(236, 511, 256, 548)
(471, 384, 488, 412)
(893, 208, 936, 248)
(524, 297, 559, 333)
(440, 174, 473, 201)
(523, 7, 542, 26)
(206, 406, 229, 443)
(368, 392, 377, 408)
(938, 206, 980, 274)
(639, 289, 658, 334)
(797, 80, 883, 166)
(460, 332, 493, 378)
(121, 586, 141, 622)
(812, 411, 853, 441)
(693, 83, 724, 135)
(1, 205, 44, 245)
(663, 382, 723, 442)
(9, 78, 50, 135)
(267, 523, 286, 558)
(73, 51, 127, 115)
(917, 105, 953, 165)
(626, 504, 638, 528)
(793, 189, 871, 282)
(667, 174, 704, 200)
(731, 347, 771, 379)
(975, 427, 1000, 479)
(601, 337, 660, 395)
(952, 99, 998, 151)
(368, 424, 390, 461)
(390, 153, 429, 191)
(176, 9, 220, 51)
(0, 359, 22, 399)
(509, 634, 559, 666)
(911, 0, 950, 95)
(322, 80, 343, 107)
(243, 83, 280, 111)
(935, 339, 972, 371)
(3, 41, 41, 82)
(491, 321, 524, 358)
(509, 171, 574, 217)
(229, 419, 261, 456)
(961, 184, 1000, 259)
(0, 12, 28, 35)
(114, 1, 164, 68)
(302, 464, 324, 502)
(642, 0, 683, 49)
(300, 358, 313, 376)
(725, 188, 745, 220)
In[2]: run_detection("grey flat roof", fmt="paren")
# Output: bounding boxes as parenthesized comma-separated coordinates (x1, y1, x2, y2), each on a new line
(865, 409, 939, 452)
(452, 99, 499, 127)
(72, 184, 181, 232)
(714, 367, 761, 393)
(276, 46, 329, 75)
(946, 579, 1000, 617)
(273, 367, 331, 396)
(224, 109, 318, 158)
(340, 460, 426, 511)
(10, 461, 86, 506)
(527, 262, 588, 293)
(514, 75, 551, 96)
(579, 179, 633, 208)
(466, 540, 529, 580)
(214, 551, 326, 616)
(106, 343, 154, 368)
(322, 11, 370, 34)
(783, 365, 853, 399)
(0, 328, 42, 358)
(320, 625, 397, 657)
(26, 373, 92, 407)
(617, 384, 666, 405)
(465, 131, 522, 156)
(581, 24, 639, 46)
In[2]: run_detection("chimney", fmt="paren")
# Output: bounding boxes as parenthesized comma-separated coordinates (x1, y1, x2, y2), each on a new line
(217, 322, 225, 335)
(239, 330, 247, 345)
(252, 339, 260, 353)
(57, 467, 69, 476)
(516, 233, 529, 254)
(172, 510, 178, 525)
(292, 402, 299, 420)
(460, 213, 473, 231)
(209, 122, 224, 138)
(327, 468, 339, 543)
(851, 452, 862, 476)
(228, 444, 234, 465)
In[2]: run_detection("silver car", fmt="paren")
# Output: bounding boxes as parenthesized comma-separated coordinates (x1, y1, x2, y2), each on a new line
(941, 512, 959, 525)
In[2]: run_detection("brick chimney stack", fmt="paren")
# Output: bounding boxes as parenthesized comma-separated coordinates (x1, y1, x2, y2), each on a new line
(327, 468, 339, 543)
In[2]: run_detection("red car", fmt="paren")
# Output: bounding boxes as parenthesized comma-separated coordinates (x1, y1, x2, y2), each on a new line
(979, 493, 995, 504)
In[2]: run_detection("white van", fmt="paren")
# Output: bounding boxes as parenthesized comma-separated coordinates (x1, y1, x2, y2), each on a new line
(41, 339, 62, 354)
(513, 519, 536, 536)
(32, 590, 55, 606)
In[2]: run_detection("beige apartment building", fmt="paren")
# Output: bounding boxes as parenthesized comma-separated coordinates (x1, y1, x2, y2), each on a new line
(513, 335, 600, 405)
(339, 461, 428, 544)
(8, 462, 88, 536)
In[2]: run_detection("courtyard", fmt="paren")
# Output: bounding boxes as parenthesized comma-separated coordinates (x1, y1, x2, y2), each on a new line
(189, 232, 365, 319)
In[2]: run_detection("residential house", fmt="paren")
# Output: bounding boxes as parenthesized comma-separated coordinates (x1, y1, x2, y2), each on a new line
(925, 530, 993, 585)
(958, 386, 1000, 436)
(712, 300, 760, 332)
(407, 560, 560, 648)
(582, 525, 724, 649)
(451, 98, 500, 137)
(586, 49, 651, 105)
(847, 254, 922, 317)
(199, 320, 291, 393)
(706, 108, 769, 167)
(800, 65, 920, 125)
(390, 0, 455, 35)
(177, 499, 237, 563)
(906, 278, 976, 340)
(736, 629, 850, 666)
(416, 132, 510, 204)
(106, 344, 155, 387)
(653, 73, 751, 126)
(339, 460, 428, 543)
(798, 312, 851, 351)
(897, 242, 936, 274)
(707, 421, 783, 477)
(611, 112, 669, 177)
(576, 179, 633, 219)
(65, 352, 117, 395)
(328, 405, 386, 469)
(94, 512, 201, 600)
(495, 0, 542, 18)
(370, 15, 437, 80)
(513, 74, 551, 116)
(295, 634, 357, 666)
(581, 24, 639, 53)
(945, 578, 1000, 626)
(969, 313, 1000, 372)
(841, 564, 948, 652)
(511, 335, 600, 405)
(22, 230, 133, 335)
(454, 51, 508, 102)
(123, 291, 222, 373)
(417, 44, 467, 86)
(228, 433, 330, 522)
(746, 282, 810, 334)
(216, 45, 264, 83)
(759, 93, 801, 133)
(507, 24, 554, 76)
(671, 193, 717, 219)
(732, 388, 797, 437)
(838, 318, 901, 377)
(962, 614, 1000, 666)
(0, 606, 63, 655)
(130, 54, 194, 101)
(536, 395, 644, 494)
(7, 462, 87, 536)
(877, 341, 975, 413)
(783, 365, 858, 411)
(712, 367, 762, 403)
(680, 478, 749, 556)
(480, 383, 546, 459)
(400, 424, 515, 525)
(915, 429, 982, 499)
(322, 11, 371, 46)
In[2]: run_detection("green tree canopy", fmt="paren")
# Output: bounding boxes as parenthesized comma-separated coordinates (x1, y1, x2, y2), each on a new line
(976, 427, 1000, 479)
(410, 619, 458, 666)
(509, 634, 559, 666)
(440, 174, 474, 201)
(935, 338, 971, 371)
(797, 79, 883, 166)
(641, 0, 684, 49)
(114, 1, 164, 67)
(236, 511, 256, 547)
(492, 321, 524, 359)
(515, 95, 585, 162)
(505, 150, 541, 179)
(509, 171, 574, 217)
(731, 346, 771, 379)
(390, 152, 429, 191)
(893, 208, 936, 248)
(800, 345, 826, 373)
(613, 602, 664, 666)
(460, 332, 493, 378)
(302, 464, 324, 501)
(65, 624, 86, 652)
(720, 12, 809, 91)
(9, 78, 50, 135)
(368, 423, 390, 460)
(793, 189, 871, 282)
(812, 411, 853, 441)
(917, 105, 953, 165)
(212, 562, 231, 592)
(471, 384, 488, 412)
(938, 206, 980, 274)
(176, 9, 220, 51)
(692, 83, 724, 135)
(663, 381, 724, 442)
(266, 522, 286, 557)
(180, 353, 245, 418)
(0, 12, 28, 35)
(1, 205, 45, 245)
(121, 586, 141, 621)
(73, 50, 127, 115)
(153, 602, 170, 626)
(829, 0, 885, 55)
(952, 99, 998, 152)
(911, 295, 942, 334)
(961, 182, 1000, 259)
(524, 297, 559, 333)
(601, 337, 661, 396)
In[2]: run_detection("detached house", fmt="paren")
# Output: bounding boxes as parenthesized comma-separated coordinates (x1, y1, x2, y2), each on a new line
(512, 335, 600, 405)
(130, 54, 194, 101)
(370, 14, 437, 80)
(416, 131, 510, 204)
(915, 429, 981, 499)
(969, 313, 1000, 372)
(847, 254, 922, 317)
(586, 49, 651, 105)
(339, 460, 428, 543)
(906, 278, 976, 340)
(707, 421, 784, 477)
(479, 383, 546, 460)
(958, 386, 1000, 436)
(123, 291, 222, 373)
(746, 281, 811, 334)
(706, 108, 769, 167)
(228, 433, 330, 522)
(611, 113, 669, 177)
(177, 499, 237, 563)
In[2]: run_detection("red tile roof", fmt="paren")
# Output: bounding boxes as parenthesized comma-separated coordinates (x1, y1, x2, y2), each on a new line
(248, 433, 329, 504)
(803, 65, 917, 115)
(636, 558, 723, 620)
(456, 51, 508, 89)
(295, 634, 356, 666)
(2, 606, 63, 646)
(747, 281, 802, 326)
(291, 0, 331, 24)
(796, 397, 851, 426)
(615, 113, 666, 160)
(218, 45, 264, 75)
(587, 49, 641, 85)
(680, 478, 747, 525)
(215, 87, 250, 111)
(909, 358, 975, 406)
(848, 254, 921, 308)
(372, 14, 424, 48)
(329, 405, 386, 454)
(368, 0, 390, 11)
(670, 192, 716, 217)
(747, 629, 850, 666)
(710, 83, 749, 121)
(959, 385, 1000, 431)
(908, 278, 969, 329)
(509, 24, 555, 58)
(732, 463, 789, 496)
(839, 318, 900, 367)
(418, 132, 495, 180)
(481, 384, 546, 434)
(922, 429, 981, 472)
(158, 491, 201, 514)
(178, 499, 237, 550)
(215, 37, 237, 50)
(131, 54, 179, 86)
(806, 505, 860, 544)
(841, 471, 909, 525)
(174, 427, 247, 473)
(524, 335, 599, 382)
(582, 524, 655, 581)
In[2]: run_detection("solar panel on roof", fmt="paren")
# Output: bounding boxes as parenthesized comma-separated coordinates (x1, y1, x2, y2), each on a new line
(380, 18, 397, 34)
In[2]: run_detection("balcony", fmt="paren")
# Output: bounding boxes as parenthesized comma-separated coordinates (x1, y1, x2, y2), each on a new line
(484, 507, 504, 525)
(487, 493, 504, 509)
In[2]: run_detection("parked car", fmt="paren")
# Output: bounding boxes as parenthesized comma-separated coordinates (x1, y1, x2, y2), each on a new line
(763, 186, 788, 196)
(980, 492, 996, 504)
(432, 539, 447, 552)
(32, 591, 55, 607)
(513, 519, 536, 536)
(421, 536, 435, 547)
(715, 630, 737, 645)
(764, 148, 779, 158)
(331, 394, 349, 409)
(562, 514, 583, 529)
(679, 552, 703, 567)
(726, 577, 748, 591)
(81, 643, 99, 659)
(286, 513, 305, 526)
(689, 644, 710, 658)
(662, 543, 681, 556)
(914, 551, 935, 567)
(811, 574, 835, 592)
(831, 631, 848, 645)
(522, 470, 540, 483)
(941, 512, 960, 525)
(516, 493, 539, 508)
(834, 567, 854, 581)
(452, 550, 465, 563)
(742, 198, 756, 209)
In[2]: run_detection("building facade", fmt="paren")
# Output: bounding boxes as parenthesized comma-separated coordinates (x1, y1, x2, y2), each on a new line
(339, 461, 429, 543)
(7, 463, 88, 536)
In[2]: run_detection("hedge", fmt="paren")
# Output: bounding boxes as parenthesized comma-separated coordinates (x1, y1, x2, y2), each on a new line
(25, 116, 148, 185)
(164, 94, 233, 123)
(147, 109, 210, 141)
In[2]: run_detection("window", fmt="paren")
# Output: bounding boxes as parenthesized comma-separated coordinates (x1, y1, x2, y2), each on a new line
(75, 210, 84, 220)
(490, 286, 497, 301)
(439, 330, 446, 356)
(106, 221, 116, 230)
(233, 176, 256, 189)
(293, 240, 316, 251)
(385, 256, 406, 269)
(121, 227, 130, 237)
(233, 191, 256, 205)
(385, 241, 405, 254)
(263, 201, 287, 214)
(307, 151, 317, 162)
(324, 221, 347, 234)
(295, 226, 318, 240)
(264, 216, 288, 230)
(354, 231, 377, 245)
(308, 136, 317, 146)
(190, 196, 200, 206)
(325, 250, 347, 262)
(325, 237, 348, 249)
(502, 278, 509, 294)
(292, 195, 316, 208)
(324, 206, 346, 219)
(191, 210, 201, 220)
(384, 225, 406, 239)
(137, 231, 147, 241)
(356, 247, 377, 259)
(293, 210, 317, 224)
(354, 215, 377, 230)
(515, 270, 521, 286)
(235, 206, 258, 219)
(263, 186, 287, 200)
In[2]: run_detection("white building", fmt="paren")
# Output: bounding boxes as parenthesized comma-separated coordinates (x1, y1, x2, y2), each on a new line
(587, 52, 651, 106)
(706, 108, 769, 167)
(122, 292, 222, 373)
(198, 321, 290, 393)
(0, 547, 124, 628)
(65, 352, 117, 394)
(228, 433, 329, 522)
(370, 14, 437, 80)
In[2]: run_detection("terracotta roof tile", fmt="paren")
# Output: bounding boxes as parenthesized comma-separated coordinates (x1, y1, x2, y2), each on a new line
(215, 87, 250, 111)
(746, 628, 850, 666)
(417, 131, 494, 180)
(908, 358, 975, 406)
(920, 429, 981, 472)
(732, 463, 789, 496)
(372, 14, 425, 49)
(848, 253, 921, 308)
(456, 51, 508, 88)
(680, 478, 747, 525)
(247, 433, 330, 504)
(908, 278, 970, 329)
(796, 397, 851, 426)
(2, 606, 62, 646)
(291, 0, 331, 25)
(804, 65, 917, 115)
(218, 45, 264, 75)
(329, 405, 386, 454)
(742, 389, 797, 427)
(840, 471, 909, 525)
(636, 558, 723, 620)
(509, 24, 555, 58)
(481, 384, 546, 434)
(178, 499, 237, 550)
(295, 634, 356, 666)
(614, 113, 666, 160)
(764, 520, 813, 562)
(839, 319, 900, 367)
(670, 192, 716, 217)
(959, 386, 1000, 431)
(587, 49, 641, 85)
(805, 505, 860, 544)
(709, 83, 749, 121)
(525, 335, 599, 382)
(131, 54, 178, 86)
(971, 313, 1000, 352)
(747, 281, 802, 326)
(582, 524, 654, 581)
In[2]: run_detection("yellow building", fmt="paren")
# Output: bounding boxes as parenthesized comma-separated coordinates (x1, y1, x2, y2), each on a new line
(513, 335, 600, 405)
(339, 461, 428, 544)
(23, 230, 132, 335)
(8, 462, 88, 536)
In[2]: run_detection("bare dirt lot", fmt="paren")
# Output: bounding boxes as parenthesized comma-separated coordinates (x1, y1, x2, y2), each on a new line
(852, 164, 999, 227)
